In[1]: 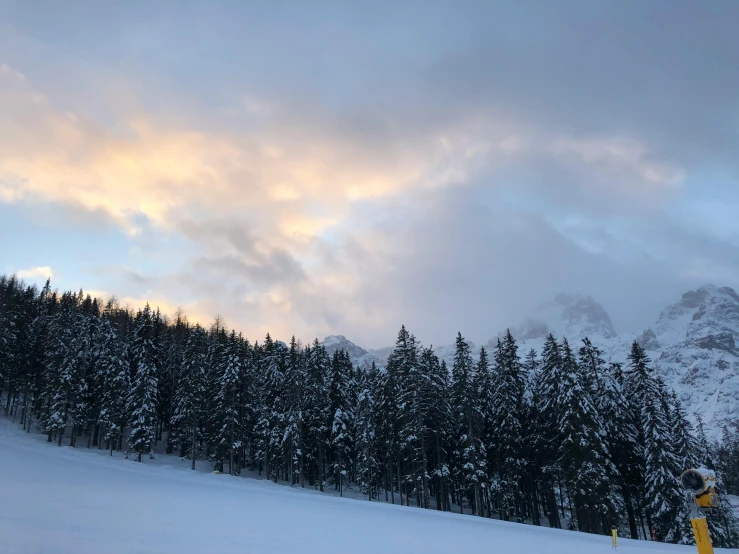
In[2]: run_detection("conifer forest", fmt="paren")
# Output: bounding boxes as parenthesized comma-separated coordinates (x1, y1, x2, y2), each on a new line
(1, 274, 738, 548)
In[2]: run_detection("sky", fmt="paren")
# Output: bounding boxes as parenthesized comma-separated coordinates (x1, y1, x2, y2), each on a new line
(1, 0, 738, 349)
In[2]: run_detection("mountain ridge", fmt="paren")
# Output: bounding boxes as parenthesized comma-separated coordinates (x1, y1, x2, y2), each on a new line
(321, 284, 739, 438)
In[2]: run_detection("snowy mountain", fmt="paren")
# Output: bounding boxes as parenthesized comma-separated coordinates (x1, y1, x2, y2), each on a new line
(326, 285, 739, 438)
(638, 285, 739, 437)
(508, 293, 617, 342)
(322, 335, 372, 362)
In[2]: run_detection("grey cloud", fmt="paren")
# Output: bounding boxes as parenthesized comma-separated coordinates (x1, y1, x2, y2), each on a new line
(178, 218, 307, 286)
(191, 253, 305, 288)
(4, 0, 738, 350)
(420, 2, 739, 169)
(314, 184, 697, 348)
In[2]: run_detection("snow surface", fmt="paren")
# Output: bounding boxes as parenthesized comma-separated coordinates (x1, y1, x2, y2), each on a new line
(730, 496, 739, 519)
(1, 424, 736, 554)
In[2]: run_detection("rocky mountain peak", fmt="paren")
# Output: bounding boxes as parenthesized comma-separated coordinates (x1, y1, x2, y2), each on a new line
(511, 292, 616, 343)
(321, 335, 369, 358)
(650, 284, 739, 351)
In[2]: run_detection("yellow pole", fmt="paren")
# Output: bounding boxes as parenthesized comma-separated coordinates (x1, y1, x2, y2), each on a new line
(611, 527, 617, 549)
(691, 517, 713, 554)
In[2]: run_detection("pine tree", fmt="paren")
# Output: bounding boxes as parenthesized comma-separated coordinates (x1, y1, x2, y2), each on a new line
(304, 339, 331, 490)
(520, 348, 546, 526)
(491, 331, 527, 521)
(330, 350, 355, 495)
(383, 326, 411, 505)
(283, 336, 305, 485)
(602, 361, 642, 539)
(558, 338, 620, 534)
(450, 332, 486, 516)
(623, 341, 656, 539)
(398, 337, 435, 508)
(259, 334, 290, 481)
(213, 331, 243, 475)
(127, 304, 159, 462)
(98, 319, 129, 454)
(666, 391, 700, 471)
(172, 325, 208, 469)
(356, 361, 383, 499)
(473, 346, 495, 515)
(42, 293, 82, 446)
(643, 378, 692, 544)
(535, 334, 566, 528)
(160, 310, 188, 454)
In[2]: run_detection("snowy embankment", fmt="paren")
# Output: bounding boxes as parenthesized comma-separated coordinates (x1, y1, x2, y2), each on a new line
(0, 424, 735, 554)
(730, 495, 739, 519)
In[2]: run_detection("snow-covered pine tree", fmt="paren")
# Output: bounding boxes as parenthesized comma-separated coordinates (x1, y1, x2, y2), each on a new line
(127, 304, 159, 462)
(535, 333, 566, 528)
(520, 348, 547, 526)
(213, 330, 243, 475)
(282, 336, 305, 485)
(203, 324, 226, 467)
(450, 332, 486, 516)
(171, 324, 208, 469)
(302, 340, 331, 489)
(599, 361, 642, 539)
(427, 355, 452, 512)
(491, 331, 527, 521)
(159, 309, 188, 454)
(0, 276, 23, 416)
(356, 360, 383, 499)
(71, 309, 99, 447)
(329, 350, 355, 496)
(623, 341, 655, 538)
(398, 334, 434, 508)
(473, 346, 495, 516)
(665, 390, 701, 472)
(2, 279, 39, 424)
(382, 326, 411, 505)
(259, 334, 290, 481)
(643, 377, 692, 544)
(557, 338, 620, 534)
(98, 318, 129, 455)
(42, 292, 82, 446)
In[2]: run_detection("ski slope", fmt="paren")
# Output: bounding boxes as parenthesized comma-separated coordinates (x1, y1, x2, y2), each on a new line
(0, 426, 735, 554)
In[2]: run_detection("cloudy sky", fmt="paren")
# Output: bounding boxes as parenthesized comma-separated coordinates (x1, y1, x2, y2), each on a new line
(2, 0, 738, 348)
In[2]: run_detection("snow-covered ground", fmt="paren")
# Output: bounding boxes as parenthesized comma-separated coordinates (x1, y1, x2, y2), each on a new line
(1, 424, 736, 554)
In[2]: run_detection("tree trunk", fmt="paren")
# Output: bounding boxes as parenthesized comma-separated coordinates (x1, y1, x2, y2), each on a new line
(191, 424, 197, 471)
(229, 423, 235, 476)
(624, 490, 639, 539)
(319, 442, 325, 492)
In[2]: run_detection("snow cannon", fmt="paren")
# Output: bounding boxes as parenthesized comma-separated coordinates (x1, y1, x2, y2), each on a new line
(680, 468, 718, 508)
(680, 468, 719, 554)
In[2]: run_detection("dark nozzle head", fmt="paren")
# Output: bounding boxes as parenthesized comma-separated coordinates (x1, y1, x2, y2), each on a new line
(680, 469, 706, 493)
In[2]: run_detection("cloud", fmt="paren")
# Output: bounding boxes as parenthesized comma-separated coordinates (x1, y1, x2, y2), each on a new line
(0, 63, 505, 240)
(2, 1, 738, 349)
(17, 266, 53, 280)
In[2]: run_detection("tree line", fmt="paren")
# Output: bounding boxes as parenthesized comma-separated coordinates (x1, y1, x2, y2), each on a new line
(0, 274, 737, 547)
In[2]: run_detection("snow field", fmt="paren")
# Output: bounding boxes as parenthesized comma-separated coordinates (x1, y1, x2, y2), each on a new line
(1, 425, 737, 554)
